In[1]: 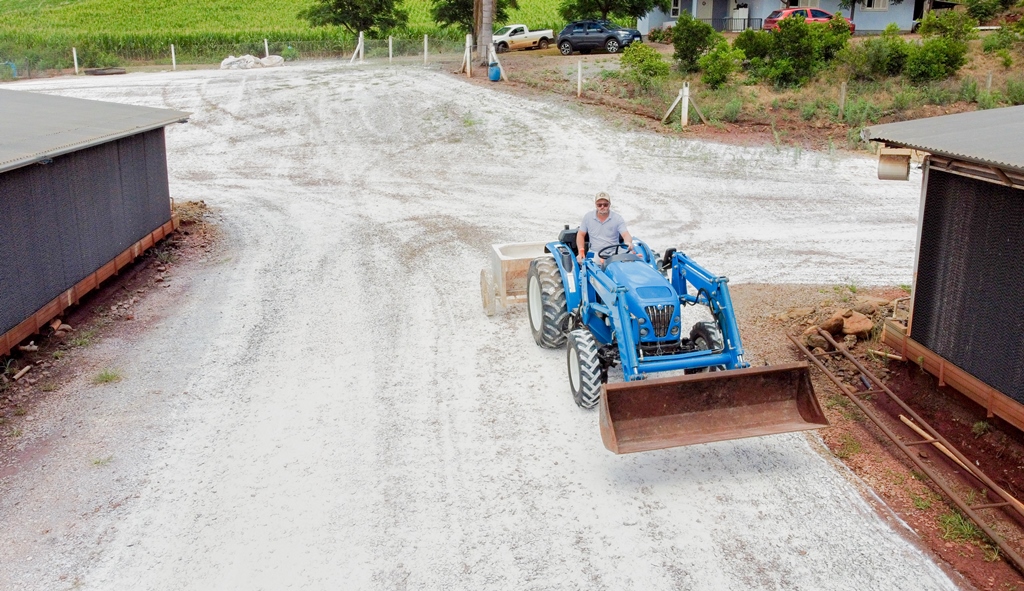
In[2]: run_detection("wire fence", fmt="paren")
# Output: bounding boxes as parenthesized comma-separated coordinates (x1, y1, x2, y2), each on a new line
(0, 35, 475, 80)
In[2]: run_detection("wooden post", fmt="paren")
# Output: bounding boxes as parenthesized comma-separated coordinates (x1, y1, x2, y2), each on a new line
(359, 31, 364, 62)
(839, 81, 847, 122)
(171, 44, 176, 70)
(577, 60, 582, 97)
(681, 82, 689, 127)
(986, 71, 993, 92)
(264, 38, 269, 58)
(661, 89, 683, 123)
(424, 34, 429, 65)
(466, 34, 473, 77)
(389, 36, 393, 64)
(72, 47, 79, 75)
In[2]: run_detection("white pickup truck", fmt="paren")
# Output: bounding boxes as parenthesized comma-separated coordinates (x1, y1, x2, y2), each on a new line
(492, 24, 555, 53)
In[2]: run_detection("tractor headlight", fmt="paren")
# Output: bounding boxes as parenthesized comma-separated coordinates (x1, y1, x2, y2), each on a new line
(670, 325, 680, 335)
(639, 327, 649, 337)
(638, 318, 646, 324)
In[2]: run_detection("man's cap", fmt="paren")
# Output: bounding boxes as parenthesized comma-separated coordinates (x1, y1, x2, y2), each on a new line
(595, 191, 611, 204)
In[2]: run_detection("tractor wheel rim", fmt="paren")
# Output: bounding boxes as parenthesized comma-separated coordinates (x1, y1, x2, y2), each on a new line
(569, 345, 581, 391)
(528, 275, 542, 331)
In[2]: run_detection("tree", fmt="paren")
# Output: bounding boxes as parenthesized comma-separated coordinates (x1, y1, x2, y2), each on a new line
(432, 0, 519, 38)
(558, 0, 668, 23)
(298, 0, 408, 36)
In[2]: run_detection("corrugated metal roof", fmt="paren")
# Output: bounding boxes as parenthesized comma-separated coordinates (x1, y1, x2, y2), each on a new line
(863, 105, 1024, 174)
(0, 88, 190, 174)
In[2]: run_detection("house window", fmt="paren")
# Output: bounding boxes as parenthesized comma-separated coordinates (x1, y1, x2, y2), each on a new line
(863, 0, 888, 10)
(789, 0, 819, 7)
(671, 0, 680, 17)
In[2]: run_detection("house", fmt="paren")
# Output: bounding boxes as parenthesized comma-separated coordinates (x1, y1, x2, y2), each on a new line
(639, 0, 920, 35)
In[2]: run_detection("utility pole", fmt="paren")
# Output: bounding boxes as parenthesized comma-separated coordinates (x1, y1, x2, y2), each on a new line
(478, 0, 494, 65)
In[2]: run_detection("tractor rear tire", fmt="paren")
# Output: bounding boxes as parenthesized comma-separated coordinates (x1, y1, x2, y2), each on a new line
(686, 321, 725, 373)
(567, 329, 602, 409)
(527, 256, 569, 348)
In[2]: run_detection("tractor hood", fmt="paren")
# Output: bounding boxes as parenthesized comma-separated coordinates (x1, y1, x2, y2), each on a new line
(605, 261, 680, 341)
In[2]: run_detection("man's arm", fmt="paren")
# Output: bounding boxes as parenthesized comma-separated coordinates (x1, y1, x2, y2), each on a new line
(576, 230, 587, 263)
(621, 229, 634, 252)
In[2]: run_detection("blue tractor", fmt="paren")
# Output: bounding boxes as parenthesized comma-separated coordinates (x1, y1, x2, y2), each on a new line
(526, 226, 827, 453)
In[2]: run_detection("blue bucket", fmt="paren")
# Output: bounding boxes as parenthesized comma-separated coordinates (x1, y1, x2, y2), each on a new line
(488, 63, 500, 82)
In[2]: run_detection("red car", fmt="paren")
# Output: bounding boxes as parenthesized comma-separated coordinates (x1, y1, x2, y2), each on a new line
(762, 7, 855, 32)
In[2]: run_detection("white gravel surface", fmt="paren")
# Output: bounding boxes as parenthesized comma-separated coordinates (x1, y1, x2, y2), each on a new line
(0, 62, 960, 590)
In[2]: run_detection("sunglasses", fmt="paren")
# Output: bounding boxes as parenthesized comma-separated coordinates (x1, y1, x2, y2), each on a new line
(596, 202, 610, 208)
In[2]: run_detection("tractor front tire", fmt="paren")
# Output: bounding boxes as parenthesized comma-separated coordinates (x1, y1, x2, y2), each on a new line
(567, 329, 602, 409)
(527, 256, 569, 348)
(686, 321, 726, 373)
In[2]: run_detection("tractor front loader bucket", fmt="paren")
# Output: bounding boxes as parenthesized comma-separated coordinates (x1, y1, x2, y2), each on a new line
(600, 362, 827, 454)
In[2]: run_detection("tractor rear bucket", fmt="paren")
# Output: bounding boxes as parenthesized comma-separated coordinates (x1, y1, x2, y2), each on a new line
(599, 362, 827, 454)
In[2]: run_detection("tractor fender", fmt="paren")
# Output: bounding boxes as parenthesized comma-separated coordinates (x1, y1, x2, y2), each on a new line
(545, 240, 582, 311)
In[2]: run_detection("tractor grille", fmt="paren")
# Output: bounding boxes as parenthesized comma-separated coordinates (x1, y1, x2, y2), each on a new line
(645, 305, 674, 338)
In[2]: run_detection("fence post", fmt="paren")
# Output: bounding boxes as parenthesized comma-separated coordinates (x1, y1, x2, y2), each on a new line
(424, 35, 428, 65)
(681, 83, 689, 127)
(986, 71, 992, 92)
(359, 31, 365, 62)
(72, 47, 79, 75)
(465, 34, 473, 77)
(171, 44, 176, 70)
(577, 59, 582, 97)
(264, 39, 269, 58)
(389, 36, 393, 63)
(839, 81, 847, 122)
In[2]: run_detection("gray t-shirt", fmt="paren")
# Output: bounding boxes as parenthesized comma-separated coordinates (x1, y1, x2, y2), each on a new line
(580, 210, 628, 255)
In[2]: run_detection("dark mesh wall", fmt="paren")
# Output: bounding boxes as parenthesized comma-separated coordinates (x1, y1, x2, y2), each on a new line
(0, 129, 171, 336)
(912, 168, 1024, 403)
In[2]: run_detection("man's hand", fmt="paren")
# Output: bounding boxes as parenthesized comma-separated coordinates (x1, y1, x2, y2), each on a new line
(576, 253, 585, 265)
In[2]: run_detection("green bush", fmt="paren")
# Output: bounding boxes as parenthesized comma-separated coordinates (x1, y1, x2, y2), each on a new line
(905, 37, 968, 82)
(982, 28, 1018, 52)
(815, 13, 854, 60)
(959, 77, 979, 102)
(673, 13, 722, 72)
(620, 42, 669, 91)
(733, 29, 772, 60)
(918, 10, 979, 43)
(964, 0, 1002, 22)
(843, 97, 882, 126)
(698, 41, 744, 88)
(839, 23, 909, 79)
(722, 97, 743, 121)
(996, 47, 1014, 68)
(1006, 78, 1024, 104)
(767, 15, 819, 86)
(977, 90, 1000, 108)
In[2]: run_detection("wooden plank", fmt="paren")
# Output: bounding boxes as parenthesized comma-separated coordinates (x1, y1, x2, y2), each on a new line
(1, 219, 177, 357)
(883, 320, 1024, 431)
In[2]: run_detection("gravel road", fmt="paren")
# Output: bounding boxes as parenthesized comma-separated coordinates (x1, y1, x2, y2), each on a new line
(0, 62, 961, 590)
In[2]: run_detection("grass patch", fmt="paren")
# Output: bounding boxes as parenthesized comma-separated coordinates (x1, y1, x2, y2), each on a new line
(70, 329, 97, 348)
(834, 433, 862, 459)
(92, 455, 113, 466)
(938, 510, 984, 543)
(972, 421, 990, 438)
(911, 493, 932, 510)
(92, 368, 122, 385)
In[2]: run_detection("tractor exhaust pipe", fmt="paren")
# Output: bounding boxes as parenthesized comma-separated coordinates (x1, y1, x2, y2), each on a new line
(599, 361, 827, 454)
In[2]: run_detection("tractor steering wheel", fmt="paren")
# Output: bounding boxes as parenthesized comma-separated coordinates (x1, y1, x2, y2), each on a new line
(597, 243, 631, 259)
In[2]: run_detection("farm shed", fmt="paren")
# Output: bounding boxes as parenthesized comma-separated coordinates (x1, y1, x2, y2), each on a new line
(863, 106, 1024, 433)
(0, 88, 190, 357)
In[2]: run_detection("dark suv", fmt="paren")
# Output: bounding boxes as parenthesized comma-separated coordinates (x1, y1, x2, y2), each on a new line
(556, 20, 642, 55)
